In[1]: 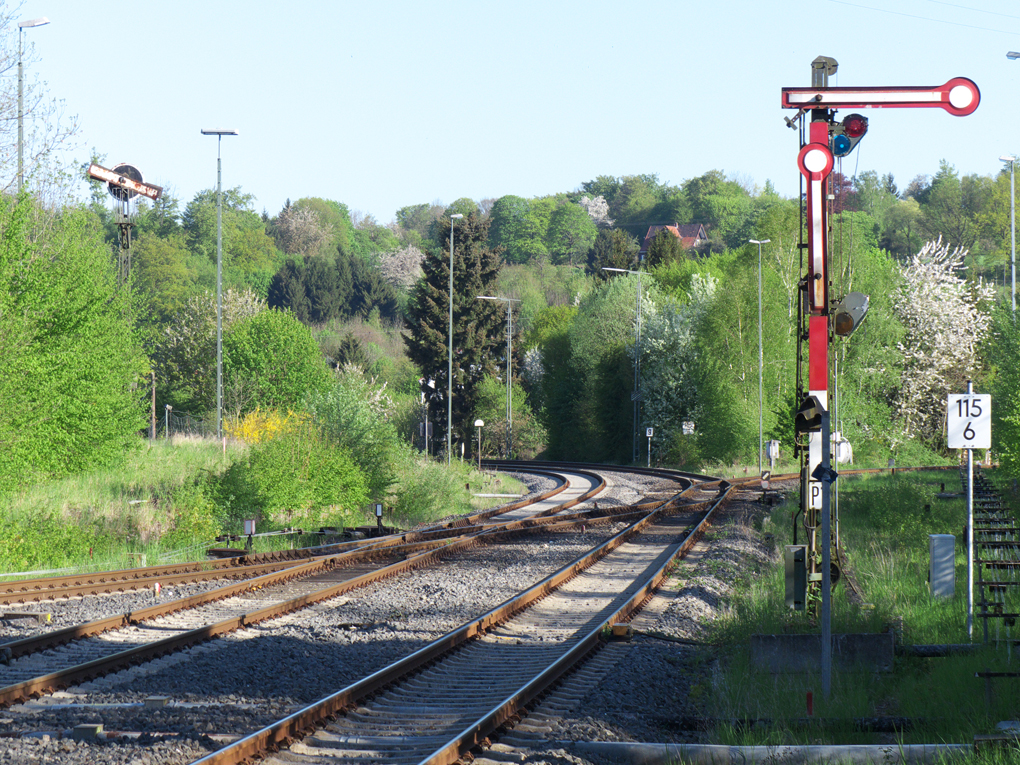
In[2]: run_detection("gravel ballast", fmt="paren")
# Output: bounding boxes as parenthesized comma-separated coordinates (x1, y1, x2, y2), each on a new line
(0, 469, 741, 765)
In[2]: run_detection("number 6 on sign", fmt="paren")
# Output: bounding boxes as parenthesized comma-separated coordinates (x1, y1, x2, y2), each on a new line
(947, 394, 991, 449)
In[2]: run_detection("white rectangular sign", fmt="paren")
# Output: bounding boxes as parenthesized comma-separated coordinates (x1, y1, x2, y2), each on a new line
(808, 480, 824, 510)
(947, 394, 991, 450)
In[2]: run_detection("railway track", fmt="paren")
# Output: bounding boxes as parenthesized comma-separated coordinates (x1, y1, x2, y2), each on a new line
(189, 476, 725, 765)
(0, 465, 689, 704)
(0, 463, 713, 765)
(0, 468, 574, 608)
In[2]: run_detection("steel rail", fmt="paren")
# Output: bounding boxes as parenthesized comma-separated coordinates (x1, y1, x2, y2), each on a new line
(0, 470, 622, 665)
(186, 478, 716, 765)
(0, 468, 649, 703)
(0, 502, 642, 707)
(421, 484, 727, 765)
(0, 469, 572, 604)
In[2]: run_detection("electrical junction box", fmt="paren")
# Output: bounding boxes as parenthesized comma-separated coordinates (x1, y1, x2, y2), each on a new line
(929, 534, 955, 598)
(785, 545, 807, 611)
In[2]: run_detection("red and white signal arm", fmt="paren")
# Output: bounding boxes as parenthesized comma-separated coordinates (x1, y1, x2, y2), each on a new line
(782, 78, 979, 117)
(947, 394, 991, 450)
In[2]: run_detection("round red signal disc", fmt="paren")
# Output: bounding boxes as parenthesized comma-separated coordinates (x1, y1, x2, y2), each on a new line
(942, 77, 980, 116)
(797, 142, 834, 180)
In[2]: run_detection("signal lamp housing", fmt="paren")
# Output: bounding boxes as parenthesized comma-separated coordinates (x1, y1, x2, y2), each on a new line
(832, 292, 870, 337)
(795, 395, 825, 436)
(830, 113, 869, 158)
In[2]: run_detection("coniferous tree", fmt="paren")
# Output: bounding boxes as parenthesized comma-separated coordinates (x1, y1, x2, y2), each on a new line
(586, 228, 640, 281)
(404, 213, 504, 451)
(304, 256, 342, 323)
(646, 228, 685, 268)
(268, 259, 308, 321)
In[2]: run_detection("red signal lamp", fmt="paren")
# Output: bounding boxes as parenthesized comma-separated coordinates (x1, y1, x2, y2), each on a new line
(830, 113, 869, 158)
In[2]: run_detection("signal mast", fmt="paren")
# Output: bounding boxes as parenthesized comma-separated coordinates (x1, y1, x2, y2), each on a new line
(88, 162, 163, 286)
(781, 57, 979, 693)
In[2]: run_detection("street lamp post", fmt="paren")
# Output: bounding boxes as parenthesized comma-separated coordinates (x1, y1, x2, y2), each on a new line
(447, 213, 464, 464)
(474, 419, 484, 470)
(200, 129, 238, 442)
(602, 266, 643, 463)
(749, 239, 771, 475)
(18, 17, 50, 194)
(477, 295, 520, 457)
(1001, 156, 1016, 316)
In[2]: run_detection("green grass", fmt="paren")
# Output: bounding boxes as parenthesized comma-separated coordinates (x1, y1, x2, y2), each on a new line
(702, 468, 1020, 751)
(0, 436, 525, 576)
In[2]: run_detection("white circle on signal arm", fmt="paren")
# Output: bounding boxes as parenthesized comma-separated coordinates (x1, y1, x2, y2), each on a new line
(804, 148, 829, 173)
(949, 85, 973, 109)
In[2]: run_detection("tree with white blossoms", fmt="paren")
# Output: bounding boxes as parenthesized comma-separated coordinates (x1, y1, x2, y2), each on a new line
(893, 237, 994, 444)
(275, 205, 335, 258)
(638, 273, 716, 462)
(578, 195, 614, 228)
(377, 244, 425, 291)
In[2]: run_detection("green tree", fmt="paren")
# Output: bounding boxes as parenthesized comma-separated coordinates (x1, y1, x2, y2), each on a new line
(987, 303, 1020, 473)
(881, 198, 923, 260)
(645, 227, 684, 268)
(546, 200, 597, 266)
(544, 277, 643, 462)
(404, 213, 504, 450)
(396, 203, 438, 243)
(0, 199, 146, 486)
(306, 367, 400, 498)
(580, 175, 622, 211)
(488, 195, 547, 263)
(473, 376, 547, 459)
(586, 228, 639, 280)
(152, 288, 265, 414)
(182, 187, 282, 292)
(223, 308, 333, 410)
(134, 191, 182, 240)
(267, 259, 310, 321)
(132, 232, 198, 322)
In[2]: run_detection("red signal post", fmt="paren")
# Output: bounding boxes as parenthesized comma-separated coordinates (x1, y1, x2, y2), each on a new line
(782, 56, 980, 610)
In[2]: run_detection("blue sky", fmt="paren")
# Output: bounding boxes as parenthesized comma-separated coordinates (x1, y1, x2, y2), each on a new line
(15, 0, 1020, 223)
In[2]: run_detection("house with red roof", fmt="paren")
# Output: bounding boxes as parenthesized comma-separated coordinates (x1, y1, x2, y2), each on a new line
(640, 224, 708, 255)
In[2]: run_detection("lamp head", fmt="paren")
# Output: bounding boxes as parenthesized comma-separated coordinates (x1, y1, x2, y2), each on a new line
(200, 129, 239, 136)
(19, 17, 50, 29)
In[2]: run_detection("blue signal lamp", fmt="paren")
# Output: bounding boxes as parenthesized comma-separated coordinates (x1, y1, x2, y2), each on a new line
(829, 113, 868, 158)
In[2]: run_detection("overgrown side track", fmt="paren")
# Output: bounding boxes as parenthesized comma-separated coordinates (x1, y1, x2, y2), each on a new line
(0, 465, 692, 709)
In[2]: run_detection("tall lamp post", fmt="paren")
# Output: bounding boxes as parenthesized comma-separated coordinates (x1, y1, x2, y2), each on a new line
(18, 17, 50, 193)
(200, 129, 238, 441)
(1001, 156, 1016, 316)
(477, 295, 520, 458)
(603, 266, 643, 463)
(749, 239, 771, 475)
(447, 213, 464, 464)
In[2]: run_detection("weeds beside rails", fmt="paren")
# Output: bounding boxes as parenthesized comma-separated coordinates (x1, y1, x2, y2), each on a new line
(700, 468, 1020, 752)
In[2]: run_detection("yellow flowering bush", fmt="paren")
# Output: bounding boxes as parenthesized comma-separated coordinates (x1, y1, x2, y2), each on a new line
(224, 408, 307, 445)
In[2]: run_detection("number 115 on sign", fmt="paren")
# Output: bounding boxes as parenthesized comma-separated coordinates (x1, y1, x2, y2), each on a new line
(947, 394, 991, 449)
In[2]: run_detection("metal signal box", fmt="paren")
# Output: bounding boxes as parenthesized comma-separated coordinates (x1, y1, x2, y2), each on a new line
(929, 534, 955, 598)
(785, 545, 808, 611)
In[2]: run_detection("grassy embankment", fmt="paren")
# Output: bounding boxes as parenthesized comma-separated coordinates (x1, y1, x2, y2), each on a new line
(692, 467, 1020, 754)
(0, 436, 523, 578)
